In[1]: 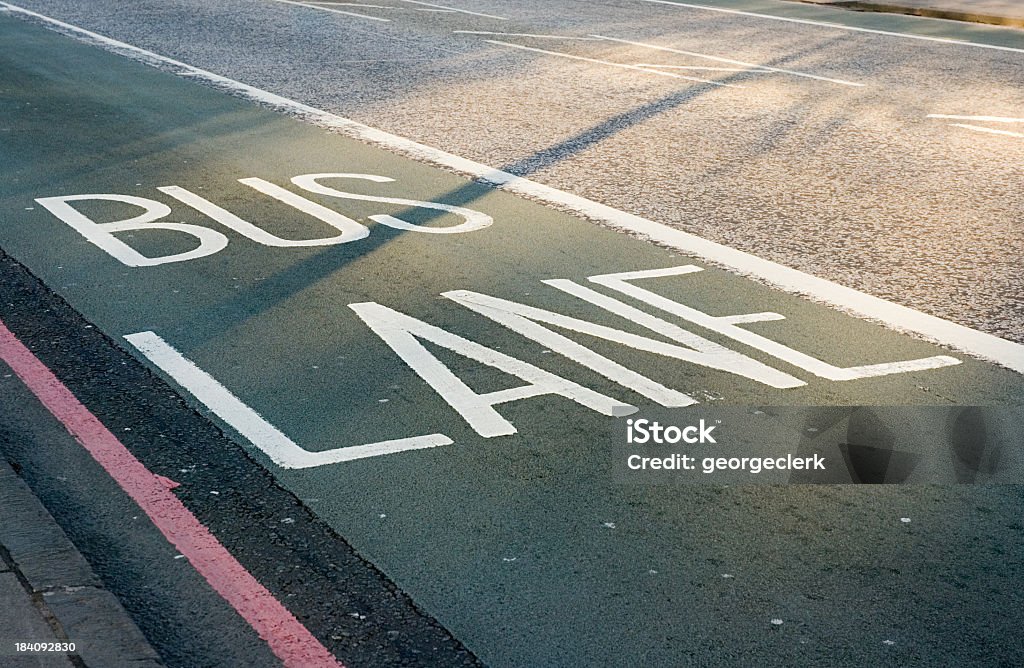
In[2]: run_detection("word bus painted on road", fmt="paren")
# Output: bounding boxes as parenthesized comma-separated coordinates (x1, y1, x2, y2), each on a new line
(36, 173, 492, 266)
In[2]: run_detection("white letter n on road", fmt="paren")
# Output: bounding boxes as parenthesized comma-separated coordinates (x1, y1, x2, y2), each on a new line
(587, 267, 960, 380)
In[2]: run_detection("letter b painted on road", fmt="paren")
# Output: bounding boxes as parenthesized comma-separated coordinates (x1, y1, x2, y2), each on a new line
(35, 194, 228, 267)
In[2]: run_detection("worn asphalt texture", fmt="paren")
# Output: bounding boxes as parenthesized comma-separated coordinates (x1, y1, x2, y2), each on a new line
(3, 0, 1023, 343)
(1, 2, 1023, 667)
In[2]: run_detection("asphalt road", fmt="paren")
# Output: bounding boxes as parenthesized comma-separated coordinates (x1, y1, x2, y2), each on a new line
(1, 2, 1023, 667)
(1, 0, 1022, 343)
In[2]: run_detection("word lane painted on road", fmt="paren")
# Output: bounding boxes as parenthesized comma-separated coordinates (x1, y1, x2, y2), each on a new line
(37, 172, 960, 469)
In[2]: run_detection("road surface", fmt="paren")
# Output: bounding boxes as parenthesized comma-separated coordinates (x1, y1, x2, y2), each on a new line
(1, 1, 1022, 666)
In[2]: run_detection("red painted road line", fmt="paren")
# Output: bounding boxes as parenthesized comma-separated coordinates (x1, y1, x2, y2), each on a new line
(0, 319, 344, 668)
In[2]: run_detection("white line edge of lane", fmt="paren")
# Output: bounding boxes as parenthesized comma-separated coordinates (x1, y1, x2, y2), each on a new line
(484, 39, 741, 87)
(636, 64, 754, 72)
(394, 0, 506, 20)
(950, 123, 1024, 138)
(2, 2, 1023, 375)
(124, 331, 453, 468)
(267, 0, 390, 21)
(634, 0, 1024, 54)
(305, 2, 390, 7)
(453, 30, 604, 40)
(593, 34, 866, 87)
(928, 114, 1024, 123)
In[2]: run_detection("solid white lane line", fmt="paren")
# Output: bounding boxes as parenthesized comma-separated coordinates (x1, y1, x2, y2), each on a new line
(928, 114, 1024, 123)
(305, 2, 389, 7)
(394, 0, 506, 20)
(334, 57, 437, 62)
(636, 63, 759, 72)
(2, 2, 1022, 374)
(595, 34, 865, 87)
(453, 30, 604, 40)
(484, 40, 739, 87)
(950, 123, 1024, 138)
(633, 0, 1024, 54)
(125, 332, 452, 469)
(267, 0, 390, 21)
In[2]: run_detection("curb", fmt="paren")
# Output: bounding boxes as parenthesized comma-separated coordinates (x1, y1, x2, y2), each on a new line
(0, 456, 164, 668)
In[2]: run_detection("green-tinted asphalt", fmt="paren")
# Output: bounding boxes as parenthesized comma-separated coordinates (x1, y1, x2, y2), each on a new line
(2, 12, 1023, 667)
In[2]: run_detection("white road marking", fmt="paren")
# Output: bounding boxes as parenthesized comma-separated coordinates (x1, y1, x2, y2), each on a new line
(949, 123, 1024, 138)
(159, 180, 370, 246)
(349, 302, 636, 438)
(291, 172, 493, 233)
(3, 2, 1023, 374)
(484, 40, 739, 87)
(632, 0, 1024, 54)
(305, 2, 389, 7)
(719, 312, 787, 325)
(394, 0, 506, 20)
(584, 267, 961, 380)
(927, 114, 1024, 123)
(445, 286, 804, 391)
(453, 30, 604, 41)
(35, 193, 230, 267)
(124, 331, 452, 468)
(928, 114, 1024, 137)
(333, 57, 439, 62)
(265, 0, 390, 21)
(636, 63, 758, 72)
(595, 35, 865, 87)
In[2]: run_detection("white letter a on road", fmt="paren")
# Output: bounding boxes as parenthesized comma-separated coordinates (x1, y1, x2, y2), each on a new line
(350, 302, 636, 438)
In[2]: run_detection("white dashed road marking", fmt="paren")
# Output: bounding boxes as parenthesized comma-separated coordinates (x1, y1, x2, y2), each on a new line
(928, 115, 1024, 138)
(949, 124, 1024, 139)
(927, 115, 1024, 123)
(484, 39, 740, 87)
(267, 0, 390, 21)
(453, 30, 604, 41)
(633, 0, 1024, 54)
(395, 0, 506, 20)
(594, 35, 866, 87)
